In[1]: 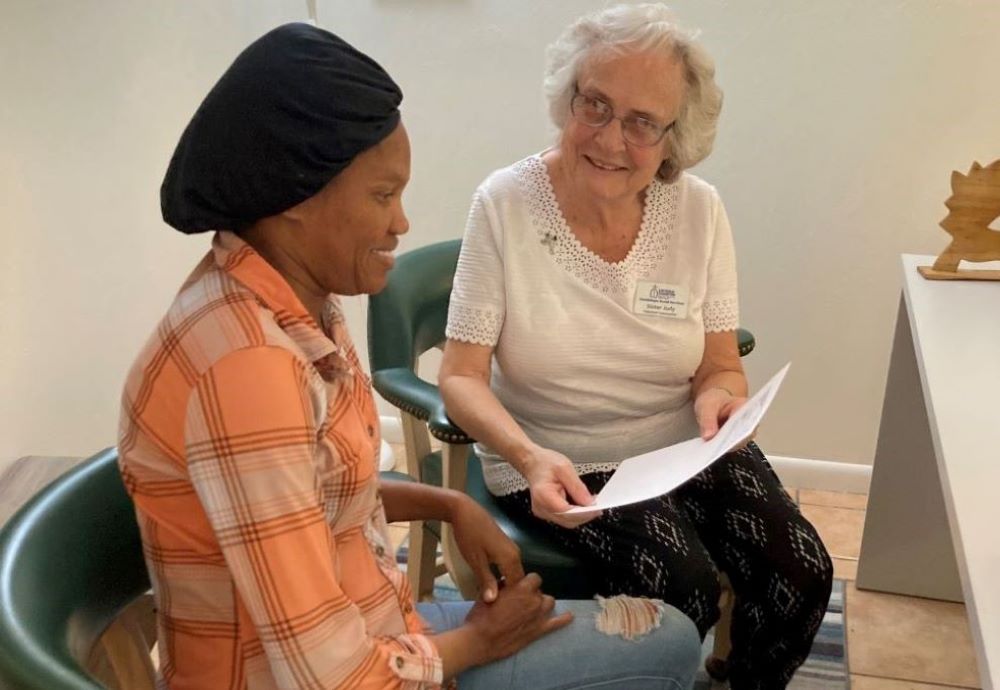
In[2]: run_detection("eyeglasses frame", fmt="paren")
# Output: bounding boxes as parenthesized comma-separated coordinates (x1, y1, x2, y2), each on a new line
(569, 85, 675, 148)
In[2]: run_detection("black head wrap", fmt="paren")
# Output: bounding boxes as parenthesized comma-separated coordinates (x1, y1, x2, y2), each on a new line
(161, 23, 402, 233)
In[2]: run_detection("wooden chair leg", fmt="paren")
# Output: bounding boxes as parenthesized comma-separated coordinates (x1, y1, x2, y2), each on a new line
(440, 442, 478, 599)
(399, 411, 443, 600)
(400, 412, 431, 479)
(441, 524, 477, 600)
(706, 575, 734, 681)
(408, 519, 439, 601)
(87, 593, 157, 690)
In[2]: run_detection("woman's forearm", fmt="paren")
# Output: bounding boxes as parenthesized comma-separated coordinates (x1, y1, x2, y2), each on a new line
(380, 480, 465, 523)
(691, 330, 748, 400)
(431, 625, 488, 681)
(439, 374, 538, 473)
(692, 368, 748, 400)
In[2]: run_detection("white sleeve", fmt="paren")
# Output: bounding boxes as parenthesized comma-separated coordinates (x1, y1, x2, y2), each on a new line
(703, 191, 740, 332)
(445, 187, 506, 346)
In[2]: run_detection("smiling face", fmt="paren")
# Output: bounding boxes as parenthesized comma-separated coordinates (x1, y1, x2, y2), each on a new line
(285, 122, 411, 296)
(559, 47, 685, 203)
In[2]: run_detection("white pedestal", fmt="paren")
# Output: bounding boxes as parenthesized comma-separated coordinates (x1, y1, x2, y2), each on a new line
(857, 254, 1000, 689)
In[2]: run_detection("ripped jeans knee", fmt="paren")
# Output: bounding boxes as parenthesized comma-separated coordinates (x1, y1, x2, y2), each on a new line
(594, 594, 667, 641)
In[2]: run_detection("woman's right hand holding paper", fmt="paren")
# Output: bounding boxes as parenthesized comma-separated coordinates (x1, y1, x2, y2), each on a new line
(520, 445, 601, 528)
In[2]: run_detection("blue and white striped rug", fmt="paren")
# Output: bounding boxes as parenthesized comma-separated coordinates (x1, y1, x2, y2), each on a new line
(694, 579, 847, 689)
(399, 544, 848, 688)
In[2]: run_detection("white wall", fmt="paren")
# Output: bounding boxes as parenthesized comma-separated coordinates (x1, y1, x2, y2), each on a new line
(2, 1, 998, 464)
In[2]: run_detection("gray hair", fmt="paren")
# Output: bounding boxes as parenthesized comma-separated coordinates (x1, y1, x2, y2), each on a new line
(543, 4, 723, 183)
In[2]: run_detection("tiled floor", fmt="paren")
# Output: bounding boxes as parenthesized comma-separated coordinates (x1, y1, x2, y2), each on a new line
(385, 443, 983, 688)
(1, 449, 984, 688)
(794, 489, 981, 688)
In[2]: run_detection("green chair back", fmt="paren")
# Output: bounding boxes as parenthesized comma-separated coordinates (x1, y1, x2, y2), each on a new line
(369, 239, 461, 372)
(0, 448, 149, 689)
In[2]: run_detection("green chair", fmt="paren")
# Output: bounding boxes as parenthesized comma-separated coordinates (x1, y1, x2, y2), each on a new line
(368, 238, 756, 610)
(0, 448, 154, 690)
(0, 446, 420, 690)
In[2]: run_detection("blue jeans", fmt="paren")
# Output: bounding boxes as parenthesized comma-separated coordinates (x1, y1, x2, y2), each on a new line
(417, 599, 701, 689)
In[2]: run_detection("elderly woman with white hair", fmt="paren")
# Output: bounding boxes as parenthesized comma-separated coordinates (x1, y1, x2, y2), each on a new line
(439, 4, 833, 688)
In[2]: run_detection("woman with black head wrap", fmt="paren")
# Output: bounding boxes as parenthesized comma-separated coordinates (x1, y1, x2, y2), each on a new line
(119, 23, 700, 689)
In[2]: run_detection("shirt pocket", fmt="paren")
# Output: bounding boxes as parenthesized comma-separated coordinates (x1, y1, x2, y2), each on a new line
(318, 376, 378, 484)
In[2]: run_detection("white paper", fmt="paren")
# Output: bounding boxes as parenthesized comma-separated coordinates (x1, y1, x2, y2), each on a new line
(562, 363, 791, 514)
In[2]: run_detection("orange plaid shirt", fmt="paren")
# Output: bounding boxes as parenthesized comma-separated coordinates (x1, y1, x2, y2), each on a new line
(119, 231, 443, 690)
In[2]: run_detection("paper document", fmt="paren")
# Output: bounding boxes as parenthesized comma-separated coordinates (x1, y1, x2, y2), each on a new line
(562, 363, 791, 514)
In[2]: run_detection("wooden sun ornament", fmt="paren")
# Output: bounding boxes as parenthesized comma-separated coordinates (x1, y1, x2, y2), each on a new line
(918, 159, 1000, 281)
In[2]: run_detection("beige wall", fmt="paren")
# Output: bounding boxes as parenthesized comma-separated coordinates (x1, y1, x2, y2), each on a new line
(2, 0, 998, 464)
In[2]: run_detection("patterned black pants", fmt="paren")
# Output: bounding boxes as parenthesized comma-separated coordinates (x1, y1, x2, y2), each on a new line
(494, 443, 834, 690)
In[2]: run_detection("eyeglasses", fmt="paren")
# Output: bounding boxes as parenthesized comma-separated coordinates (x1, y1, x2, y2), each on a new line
(570, 87, 674, 148)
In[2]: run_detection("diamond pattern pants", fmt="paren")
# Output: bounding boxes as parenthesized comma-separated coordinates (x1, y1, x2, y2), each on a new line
(494, 442, 834, 690)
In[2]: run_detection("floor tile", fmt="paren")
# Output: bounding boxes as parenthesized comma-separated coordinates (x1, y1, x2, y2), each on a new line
(850, 674, 974, 689)
(800, 489, 869, 510)
(833, 557, 858, 581)
(846, 584, 980, 687)
(800, 503, 866, 560)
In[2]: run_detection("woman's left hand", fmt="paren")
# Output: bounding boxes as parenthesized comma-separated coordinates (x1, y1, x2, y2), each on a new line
(448, 495, 525, 603)
(694, 387, 749, 442)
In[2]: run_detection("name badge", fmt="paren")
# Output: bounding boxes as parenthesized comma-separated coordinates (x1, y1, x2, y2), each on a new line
(634, 281, 689, 319)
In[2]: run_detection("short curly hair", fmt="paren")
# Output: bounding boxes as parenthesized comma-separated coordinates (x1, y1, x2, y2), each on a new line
(543, 4, 723, 183)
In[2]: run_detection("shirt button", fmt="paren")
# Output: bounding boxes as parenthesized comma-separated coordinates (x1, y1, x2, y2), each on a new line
(367, 425, 375, 437)
(375, 545, 385, 557)
(395, 656, 404, 669)
(403, 602, 413, 614)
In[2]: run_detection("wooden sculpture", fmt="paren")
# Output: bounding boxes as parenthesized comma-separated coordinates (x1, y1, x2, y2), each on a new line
(918, 159, 1000, 280)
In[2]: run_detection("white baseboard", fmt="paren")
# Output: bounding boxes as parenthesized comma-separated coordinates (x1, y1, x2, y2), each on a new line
(379, 415, 872, 494)
(767, 455, 872, 494)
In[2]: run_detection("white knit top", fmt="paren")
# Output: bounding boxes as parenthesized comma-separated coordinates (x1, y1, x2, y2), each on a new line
(445, 154, 739, 496)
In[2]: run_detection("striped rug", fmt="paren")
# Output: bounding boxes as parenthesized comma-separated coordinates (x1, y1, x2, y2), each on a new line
(694, 579, 847, 689)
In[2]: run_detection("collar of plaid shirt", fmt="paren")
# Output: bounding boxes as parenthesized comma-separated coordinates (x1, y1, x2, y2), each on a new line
(209, 230, 358, 382)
